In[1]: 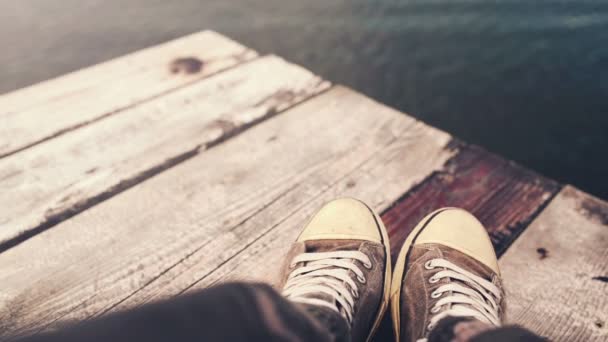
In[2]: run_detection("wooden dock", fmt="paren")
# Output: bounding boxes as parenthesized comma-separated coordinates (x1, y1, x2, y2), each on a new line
(1, 31, 606, 341)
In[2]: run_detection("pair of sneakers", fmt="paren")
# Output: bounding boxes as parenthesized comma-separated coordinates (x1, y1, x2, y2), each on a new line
(279, 198, 504, 342)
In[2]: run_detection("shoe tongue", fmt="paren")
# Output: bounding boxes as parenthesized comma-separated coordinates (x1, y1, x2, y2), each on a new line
(300, 239, 364, 315)
(304, 239, 363, 253)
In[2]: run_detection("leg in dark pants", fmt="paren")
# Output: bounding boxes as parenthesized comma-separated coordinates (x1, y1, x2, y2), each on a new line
(13, 282, 543, 342)
(13, 282, 347, 342)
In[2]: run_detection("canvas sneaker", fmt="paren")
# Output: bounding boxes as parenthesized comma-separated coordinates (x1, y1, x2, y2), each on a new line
(279, 198, 392, 342)
(390, 208, 505, 342)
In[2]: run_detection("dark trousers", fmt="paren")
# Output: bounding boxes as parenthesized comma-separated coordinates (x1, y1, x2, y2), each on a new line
(13, 282, 544, 342)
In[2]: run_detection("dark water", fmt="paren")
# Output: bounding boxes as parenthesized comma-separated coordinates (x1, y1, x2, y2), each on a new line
(2, 0, 608, 199)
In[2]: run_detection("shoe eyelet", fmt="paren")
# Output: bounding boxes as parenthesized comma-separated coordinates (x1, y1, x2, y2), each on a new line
(289, 262, 297, 269)
(351, 289, 359, 298)
(424, 261, 434, 270)
(363, 261, 373, 269)
(429, 276, 439, 284)
(431, 290, 442, 298)
(357, 275, 366, 284)
(430, 306, 440, 314)
(427, 323, 434, 331)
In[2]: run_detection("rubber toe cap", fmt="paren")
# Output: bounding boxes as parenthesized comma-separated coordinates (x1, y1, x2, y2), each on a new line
(298, 198, 382, 243)
(414, 208, 499, 273)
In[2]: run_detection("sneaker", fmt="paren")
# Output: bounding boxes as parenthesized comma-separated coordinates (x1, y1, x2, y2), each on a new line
(279, 198, 392, 341)
(390, 208, 504, 342)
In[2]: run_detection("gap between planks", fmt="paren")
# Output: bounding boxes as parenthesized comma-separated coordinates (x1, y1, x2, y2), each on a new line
(0, 55, 330, 252)
(0, 86, 455, 337)
(0, 30, 257, 158)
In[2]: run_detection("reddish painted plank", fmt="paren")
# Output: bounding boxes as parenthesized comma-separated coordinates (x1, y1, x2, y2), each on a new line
(381, 141, 561, 260)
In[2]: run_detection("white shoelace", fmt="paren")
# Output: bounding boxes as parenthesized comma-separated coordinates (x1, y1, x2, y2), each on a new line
(282, 250, 371, 324)
(417, 258, 502, 342)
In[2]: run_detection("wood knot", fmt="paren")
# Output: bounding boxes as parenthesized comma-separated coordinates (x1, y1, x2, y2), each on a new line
(170, 57, 204, 74)
(536, 247, 548, 260)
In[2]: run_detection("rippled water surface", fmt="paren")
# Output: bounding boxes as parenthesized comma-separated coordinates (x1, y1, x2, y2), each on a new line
(2, 0, 607, 198)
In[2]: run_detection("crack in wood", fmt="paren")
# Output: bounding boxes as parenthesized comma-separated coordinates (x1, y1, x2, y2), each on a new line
(0, 149, 200, 254)
(591, 276, 608, 283)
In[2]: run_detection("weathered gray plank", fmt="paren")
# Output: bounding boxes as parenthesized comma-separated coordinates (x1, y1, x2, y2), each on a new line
(0, 30, 257, 158)
(0, 86, 455, 337)
(500, 186, 608, 342)
(0, 55, 329, 249)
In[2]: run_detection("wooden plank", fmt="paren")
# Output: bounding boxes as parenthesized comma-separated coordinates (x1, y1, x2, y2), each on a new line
(0, 30, 257, 158)
(0, 55, 329, 250)
(0, 86, 455, 337)
(500, 186, 608, 342)
(380, 143, 561, 260)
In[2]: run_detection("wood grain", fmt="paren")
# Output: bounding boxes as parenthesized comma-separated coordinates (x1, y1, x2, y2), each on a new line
(0, 30, 257, 158)
(116, 88, 456, 307)
(0, 55, 329, 251)
(381, 143, 561, 260)
(0, 86, 455, 337)
(499, 186, 608, 341)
